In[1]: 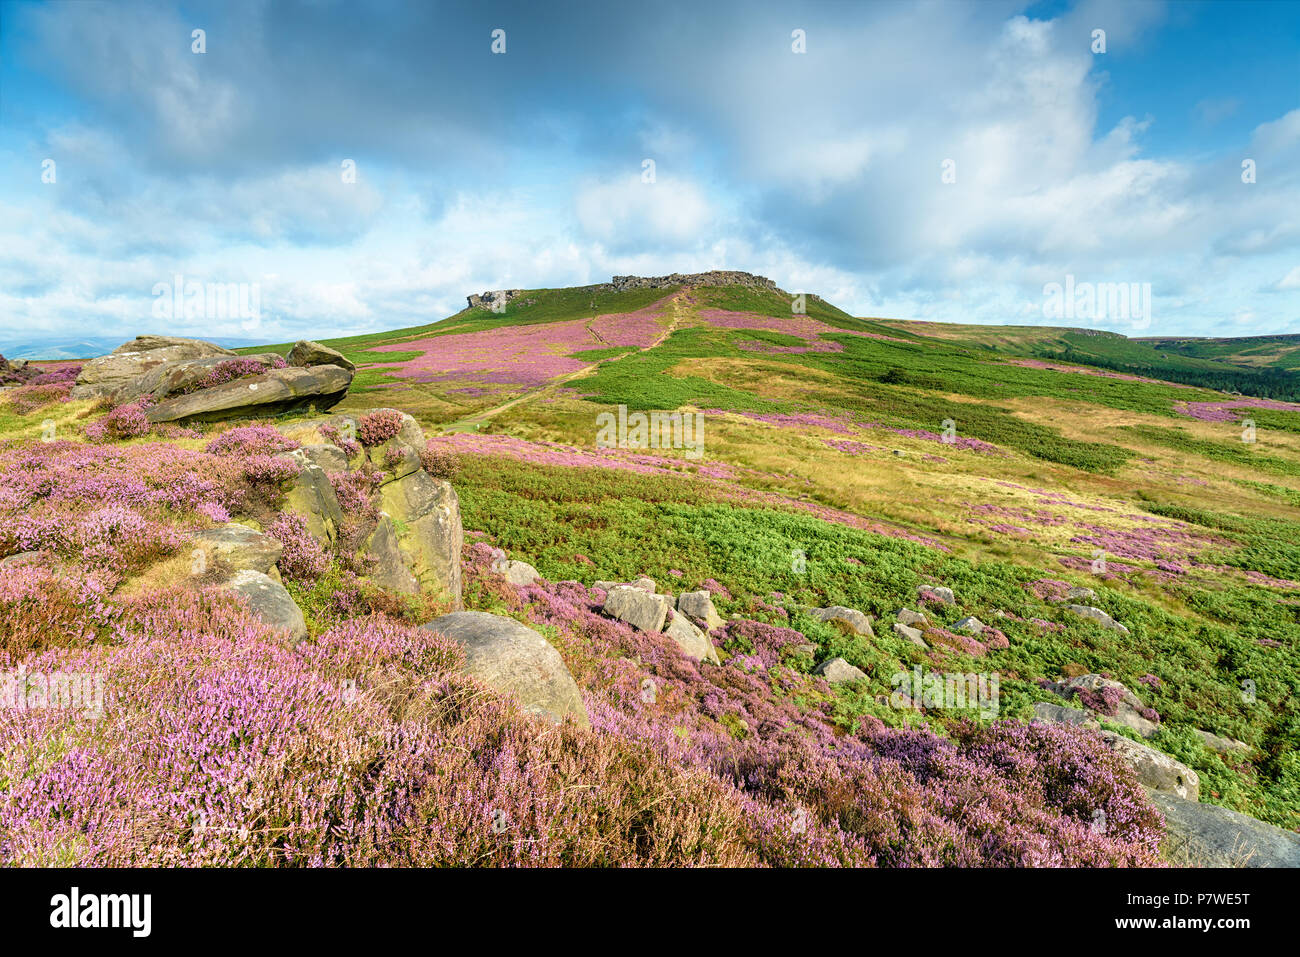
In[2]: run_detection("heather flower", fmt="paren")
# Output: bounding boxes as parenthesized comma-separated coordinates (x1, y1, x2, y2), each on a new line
(267, 512, 329, 583)
(357, 409, 406, 447)
(205, 425, 300, 458)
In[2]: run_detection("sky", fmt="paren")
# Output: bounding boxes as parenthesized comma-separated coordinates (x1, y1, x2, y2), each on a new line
(1, 0, 1298, 346)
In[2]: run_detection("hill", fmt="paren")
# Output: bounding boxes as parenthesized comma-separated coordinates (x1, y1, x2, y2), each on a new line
(3, 272, 1300, 867)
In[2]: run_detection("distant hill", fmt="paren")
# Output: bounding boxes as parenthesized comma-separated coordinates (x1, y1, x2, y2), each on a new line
(880, 320, 1300, 401)
(0, 334, 269, 361)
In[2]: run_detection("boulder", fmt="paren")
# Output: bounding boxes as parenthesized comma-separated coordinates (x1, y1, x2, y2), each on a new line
(423, 611, 589, 727)
(602, 585, 673, 633)
(1150, 790, 1300, 868)
(145, 365, 352, 423)
(677, 590, 726, 631)
(72, 336, 233, 400)
(363, 515, 419, 595)
(377, 470, 463, 607)
(189, 523, 282, 576)
(280, 462, 343, 547)
(1047, 674, 1157, 737)
(1067, 586, 1097, 601)
(1067, 604, 1129, 633)
(893, 622, 928, 647)
(1194, 729, 1252, 759)
(953, 616, 986, 634)
(812, 657, 867, 683)
(917, 585, 955, 605)
(895, 608, 928, 628)
(1030, 700, 1097, 728)
(496, 558, 540, 588)
(219, 570, 307, 644)
(287, 340, 356, 372)
(808, 606, 875, 638)
(118, 353, 284, 403)
(664, 611, 720, 664)
(1100, 731, 1199, 800)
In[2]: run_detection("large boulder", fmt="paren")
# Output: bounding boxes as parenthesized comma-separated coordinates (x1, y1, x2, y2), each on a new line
(423, 611, 589, 727)
(115, 352, 284, 403)
(664, 611, 720, 664)
(1150, 790, 1300, 868)
(377, 470, 463, 607)
(808, 606, 875, 638)
(1100, 731, 1199, 800)
(144, 365, 352, 423)
(288, 340, 356, 372)
(219, 570, 307, 644)
(1030, 700, 1097, 728)
(602, 585, 673, 633)
(72, 336, 233, 400)
(677, 590, 725, 631)
(189, 523, 282, 576)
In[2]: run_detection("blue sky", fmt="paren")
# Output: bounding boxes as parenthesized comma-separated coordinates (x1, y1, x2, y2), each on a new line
(1, 0, 1297, 345)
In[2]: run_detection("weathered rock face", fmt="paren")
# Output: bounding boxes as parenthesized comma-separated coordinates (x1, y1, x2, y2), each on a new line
(602, 585, 673, 633)
(808, 606, 875, 638)
(116, 353, 284, 403)
(1098, 731, 1199, 800)
(146, 365, 352, 423)
(280, 462, 343, 547)
(363, 515, 419, 595)
(677, 590, 726, 631)
(813, 657, 868, 683)
(377, 470, 463, 607)
(953, 616, 986, 634)
(72, 336, 233, 400)
(1150, 790, 1300, 868)
(423, 611, 589, 727)
(287, 340, 355, 372)
(664, 611, 720, 664)
(219, 569, 308, 645)
(283, 443, 350, 473)
(466, 289, 524, 310)
(189, 523, 283, 576)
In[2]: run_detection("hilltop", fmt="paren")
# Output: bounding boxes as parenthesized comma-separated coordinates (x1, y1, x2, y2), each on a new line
(3, 274, 1300, 867)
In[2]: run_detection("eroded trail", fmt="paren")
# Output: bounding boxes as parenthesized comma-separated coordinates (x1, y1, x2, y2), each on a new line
(441, 288, 692, 432)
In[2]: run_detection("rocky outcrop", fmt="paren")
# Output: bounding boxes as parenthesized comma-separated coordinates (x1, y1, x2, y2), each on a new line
(1031, 701, 1096, 727)
(1100, 731, 1199, 800)
(377, 469, 463, 606)
(146, 365, 352, 423)
(893, 622, 928, 647)
(219, 569, 308, 644)
(606, 271, 783, 294)
(812, 657, 867, 683)
(280, 462, 344, 547)
(895, 608, 928, 628)
(287, 340, 355, 372)
(1151, 790, 1300, 868)
(808, 606, 875, 638)
(953, 616, 986, 634)
(917, 585, 955, 605)
(72, 336, 233, 400)
(466, 289, 524, 310)
(423, 611, 589, 728)
(362, 515, 419, 595)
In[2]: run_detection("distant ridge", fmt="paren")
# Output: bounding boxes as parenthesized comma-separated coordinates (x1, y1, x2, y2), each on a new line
(467, 270, 785, 309)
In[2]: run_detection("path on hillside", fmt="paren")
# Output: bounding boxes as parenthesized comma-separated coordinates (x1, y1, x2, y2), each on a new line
(440, 288, 693, 433)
